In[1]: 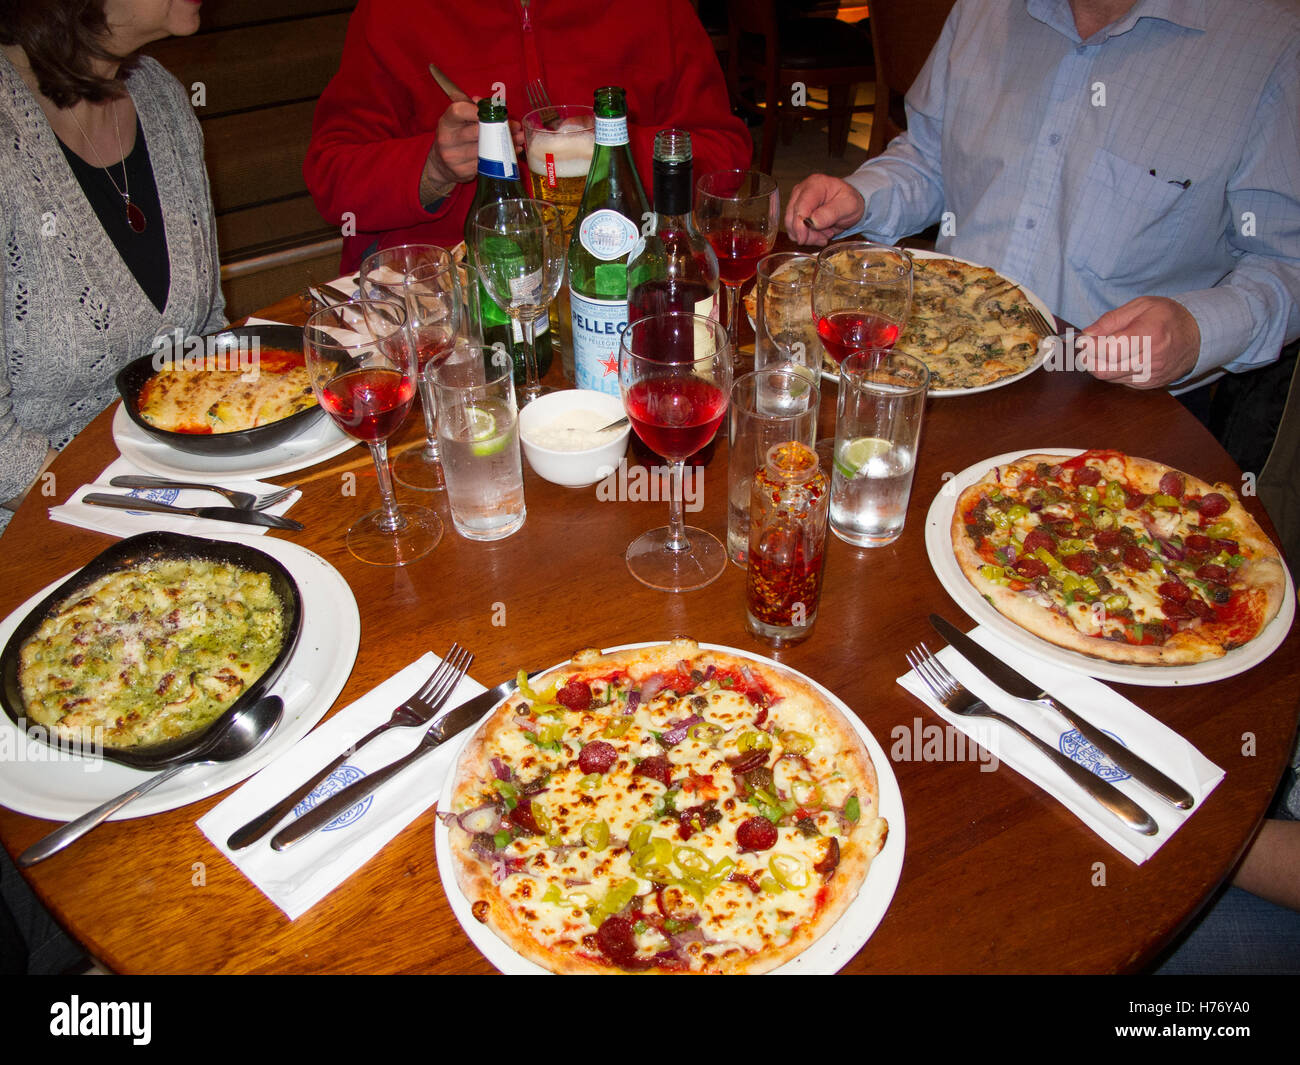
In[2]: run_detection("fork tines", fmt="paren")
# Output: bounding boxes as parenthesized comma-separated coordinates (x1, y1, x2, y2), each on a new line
(414, 643, 472, 713)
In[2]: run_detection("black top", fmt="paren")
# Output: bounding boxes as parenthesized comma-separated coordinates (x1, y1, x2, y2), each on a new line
(58, 116, 170, 313)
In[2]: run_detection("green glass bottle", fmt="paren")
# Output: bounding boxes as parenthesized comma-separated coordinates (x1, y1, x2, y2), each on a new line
(464, 98, 552, 382)
(568, 86, 650, 396)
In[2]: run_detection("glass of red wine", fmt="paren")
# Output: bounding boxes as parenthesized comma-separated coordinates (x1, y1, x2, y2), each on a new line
(694, 169, 780, 357)
(359, 244, 462, 493)
(812, 242, 913, 367)
(619, 312, 732, 591)
(303, 299, 442, 566)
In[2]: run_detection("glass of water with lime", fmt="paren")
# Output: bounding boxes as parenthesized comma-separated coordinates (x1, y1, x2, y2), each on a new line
(431, 343, 526, 541)
(830, 350, 929, 547)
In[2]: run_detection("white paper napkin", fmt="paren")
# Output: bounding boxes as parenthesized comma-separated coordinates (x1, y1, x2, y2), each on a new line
(49, 457, 302, 538)
(198, 653, 486, 920)
(896, 625, 1223, 864)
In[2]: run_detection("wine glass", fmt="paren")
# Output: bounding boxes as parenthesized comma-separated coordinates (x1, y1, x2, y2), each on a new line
(359, 244, 462, 492)
(812, 242, 913, 367)
(469, 198, 566, 406)
(694, 169, 780, 357)
(303, 299, 442, 566)
(619, 312, 732, 592)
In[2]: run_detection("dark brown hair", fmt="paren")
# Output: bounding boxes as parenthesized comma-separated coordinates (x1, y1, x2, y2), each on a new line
(0, 0, 137, 107)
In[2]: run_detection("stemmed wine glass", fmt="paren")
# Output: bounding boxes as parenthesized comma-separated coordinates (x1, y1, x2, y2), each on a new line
(812, 242, 913, 368)
(303, 299, 442, 566)
(619, 312, 732, 592)
(359, 244, 462, 492)
(469, 198, 566, 406)
(694, 169, 780, 357)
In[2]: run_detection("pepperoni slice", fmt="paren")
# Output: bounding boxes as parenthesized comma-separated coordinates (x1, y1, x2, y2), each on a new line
(1095, 529, 1124, 549)
(595, 916, 645, 969)
(1159, 471, 1186, 499)
(1185, 533, 1214, 553)
(1063, 551, 1096, 576)
(633, 754, 673, 787)
(1072, 465, 1102, 487)
(1014, 557, 1050, 580)
(1197, 493, 1230, 519)
(1123, 546, 1151, 571)
(736, 816, 778, 852)
(578, 740, 618, 775)
(1196, 563, 1229, 583)
(1161, 597, 1193, 620)
(556, 678, 593, 711)
(508, 800, 543, 835)
(1158, 581, 1191, 603)
(1023, 528, 1056, 554)
(1125, 490, 1148, 509)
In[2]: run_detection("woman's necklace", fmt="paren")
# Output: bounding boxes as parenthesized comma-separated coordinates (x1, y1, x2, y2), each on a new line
(68, 101, 146, 233)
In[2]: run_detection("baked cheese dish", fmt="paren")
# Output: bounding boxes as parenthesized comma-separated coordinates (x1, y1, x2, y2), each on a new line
(137, 348, 316, 434)
(18, 559, 286, 749)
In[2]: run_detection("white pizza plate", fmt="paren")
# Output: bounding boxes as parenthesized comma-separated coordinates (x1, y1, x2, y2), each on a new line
(434, 642, 905, 975)
(925, 448, 1296, 686)
(112, 401, 359, 481)
(0, 536, 360, 820)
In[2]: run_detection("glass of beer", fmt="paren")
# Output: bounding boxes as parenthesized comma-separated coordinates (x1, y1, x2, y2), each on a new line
(524, 105, 596, 382)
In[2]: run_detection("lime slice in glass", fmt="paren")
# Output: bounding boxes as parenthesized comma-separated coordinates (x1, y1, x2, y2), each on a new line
(466, 405, 508, 456)
(834, 436, 891, 479)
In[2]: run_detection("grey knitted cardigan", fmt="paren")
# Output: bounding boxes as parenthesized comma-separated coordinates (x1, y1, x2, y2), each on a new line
(0, 53, 225, 521)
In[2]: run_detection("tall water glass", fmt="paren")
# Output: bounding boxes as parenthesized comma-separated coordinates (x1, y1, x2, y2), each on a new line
(753, 252, 824, 375)
(432, 343, 526, 541)
(830, 350, 929, 547)
(727, 366, 820, 565)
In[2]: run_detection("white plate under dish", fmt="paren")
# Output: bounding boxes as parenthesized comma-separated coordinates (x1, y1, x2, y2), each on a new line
(0, 536, 360, 820)
(112, 402, 358, 481)
(434, 642, 905, 975)
(925, 448, 1296, 686)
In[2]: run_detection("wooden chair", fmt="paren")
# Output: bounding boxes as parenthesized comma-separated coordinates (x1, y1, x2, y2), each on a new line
(142, 0, 357, 320)
(724, 0, 875, 173)
(866, 0, 956, 158)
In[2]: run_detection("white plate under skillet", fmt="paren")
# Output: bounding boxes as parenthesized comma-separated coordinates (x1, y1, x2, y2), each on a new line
(0, 536, 360, 820)
(112, 402, 359, 481)
(925, 448, 1297, 686)
(435, 642, 905, 975)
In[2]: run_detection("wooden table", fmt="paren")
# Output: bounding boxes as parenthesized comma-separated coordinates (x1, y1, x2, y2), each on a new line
(1, 295, 1296, 974)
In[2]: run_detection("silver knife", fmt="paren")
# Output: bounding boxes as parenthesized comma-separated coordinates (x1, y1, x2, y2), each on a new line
(929, 614, 1194, 809)
(83, 493, 304, 531)
(269, 673, 524, 851)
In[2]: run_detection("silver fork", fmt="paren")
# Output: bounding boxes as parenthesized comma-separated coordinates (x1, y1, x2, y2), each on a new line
(905, 644, 1158, 836)
(225, 644, 474, 849)
(1022, 301, 1058, 339)
(109, 475, 298, 511)
(525, 77, 557, 123)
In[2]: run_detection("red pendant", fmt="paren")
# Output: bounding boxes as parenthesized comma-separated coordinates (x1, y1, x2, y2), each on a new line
(126, 199, 146, 234)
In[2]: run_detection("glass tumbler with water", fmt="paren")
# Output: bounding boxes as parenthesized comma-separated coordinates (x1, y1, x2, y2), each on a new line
(830, 350, 929, 547)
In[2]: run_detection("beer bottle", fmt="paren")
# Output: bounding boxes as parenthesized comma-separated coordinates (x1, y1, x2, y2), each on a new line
(627, 129, 719, 324)
(567, 86, 650, 396)
(464, 98, 553, 381)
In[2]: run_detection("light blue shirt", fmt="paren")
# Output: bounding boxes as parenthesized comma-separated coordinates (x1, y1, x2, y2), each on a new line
(845, 0, 1300, 381)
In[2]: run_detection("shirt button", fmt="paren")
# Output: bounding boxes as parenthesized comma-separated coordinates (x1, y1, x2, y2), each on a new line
(1049, 133, 1061, 145)
(1026, 219, 1037, 230)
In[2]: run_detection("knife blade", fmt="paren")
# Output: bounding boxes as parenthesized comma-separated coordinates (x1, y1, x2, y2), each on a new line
(929, 614, 1195, 809)
(268, 672, 526, 851)
(83, 493, 304, 531)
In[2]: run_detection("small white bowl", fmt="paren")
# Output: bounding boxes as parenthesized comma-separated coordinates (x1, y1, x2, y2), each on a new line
(518, 389, 630, 487)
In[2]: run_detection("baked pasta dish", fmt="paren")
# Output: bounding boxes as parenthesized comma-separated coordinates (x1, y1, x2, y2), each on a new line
(137, 348, 316, 434)
(18, 558, 287, 749)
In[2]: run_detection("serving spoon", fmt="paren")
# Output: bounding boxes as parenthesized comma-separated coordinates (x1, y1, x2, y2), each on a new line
(19, 695, 284, 867)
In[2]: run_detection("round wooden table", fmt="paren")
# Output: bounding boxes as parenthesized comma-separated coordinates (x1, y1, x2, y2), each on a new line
(1, 296, 1295, 974)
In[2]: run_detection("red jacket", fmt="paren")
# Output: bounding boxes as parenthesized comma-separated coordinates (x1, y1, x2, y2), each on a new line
(305, 0, 753, 272)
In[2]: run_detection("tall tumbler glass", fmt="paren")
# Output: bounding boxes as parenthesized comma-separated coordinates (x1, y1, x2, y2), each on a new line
(753, 252, 824, 375)
(524, 104, 595, 382)
(431, 342, 527, 541)
(830, 350, 929, 547)
(726, 366, 820, 565)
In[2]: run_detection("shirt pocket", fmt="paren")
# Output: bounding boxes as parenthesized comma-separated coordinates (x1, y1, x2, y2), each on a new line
(1066, 148, 1194, 284)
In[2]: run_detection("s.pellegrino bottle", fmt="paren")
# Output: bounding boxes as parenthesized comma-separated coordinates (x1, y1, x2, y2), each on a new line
(627, 129, 719, 326)
(568, 86, 650, 395)
(464, 97, 552, 381)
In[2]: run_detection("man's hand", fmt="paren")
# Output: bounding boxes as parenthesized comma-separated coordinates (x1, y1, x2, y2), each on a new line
(784, 175, 865, 246)
(1081, 296, 1201, 389)
(419, 99, 486, 206)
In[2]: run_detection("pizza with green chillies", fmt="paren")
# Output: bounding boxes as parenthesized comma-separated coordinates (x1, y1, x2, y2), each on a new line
(951, 451, 1287, 665)
(442, 639, 887, 974)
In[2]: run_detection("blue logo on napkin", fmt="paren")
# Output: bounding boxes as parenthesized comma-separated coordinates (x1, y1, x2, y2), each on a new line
(124, 486, 180, 515)
(293, 764, 372, 831)
(1059, 729, 1131, 783)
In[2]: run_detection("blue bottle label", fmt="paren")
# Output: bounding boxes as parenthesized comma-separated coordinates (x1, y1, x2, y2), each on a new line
(570, 288, 627, 395)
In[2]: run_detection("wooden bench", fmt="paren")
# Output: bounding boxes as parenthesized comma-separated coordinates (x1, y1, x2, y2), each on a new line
(142, 0, 357, 320)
